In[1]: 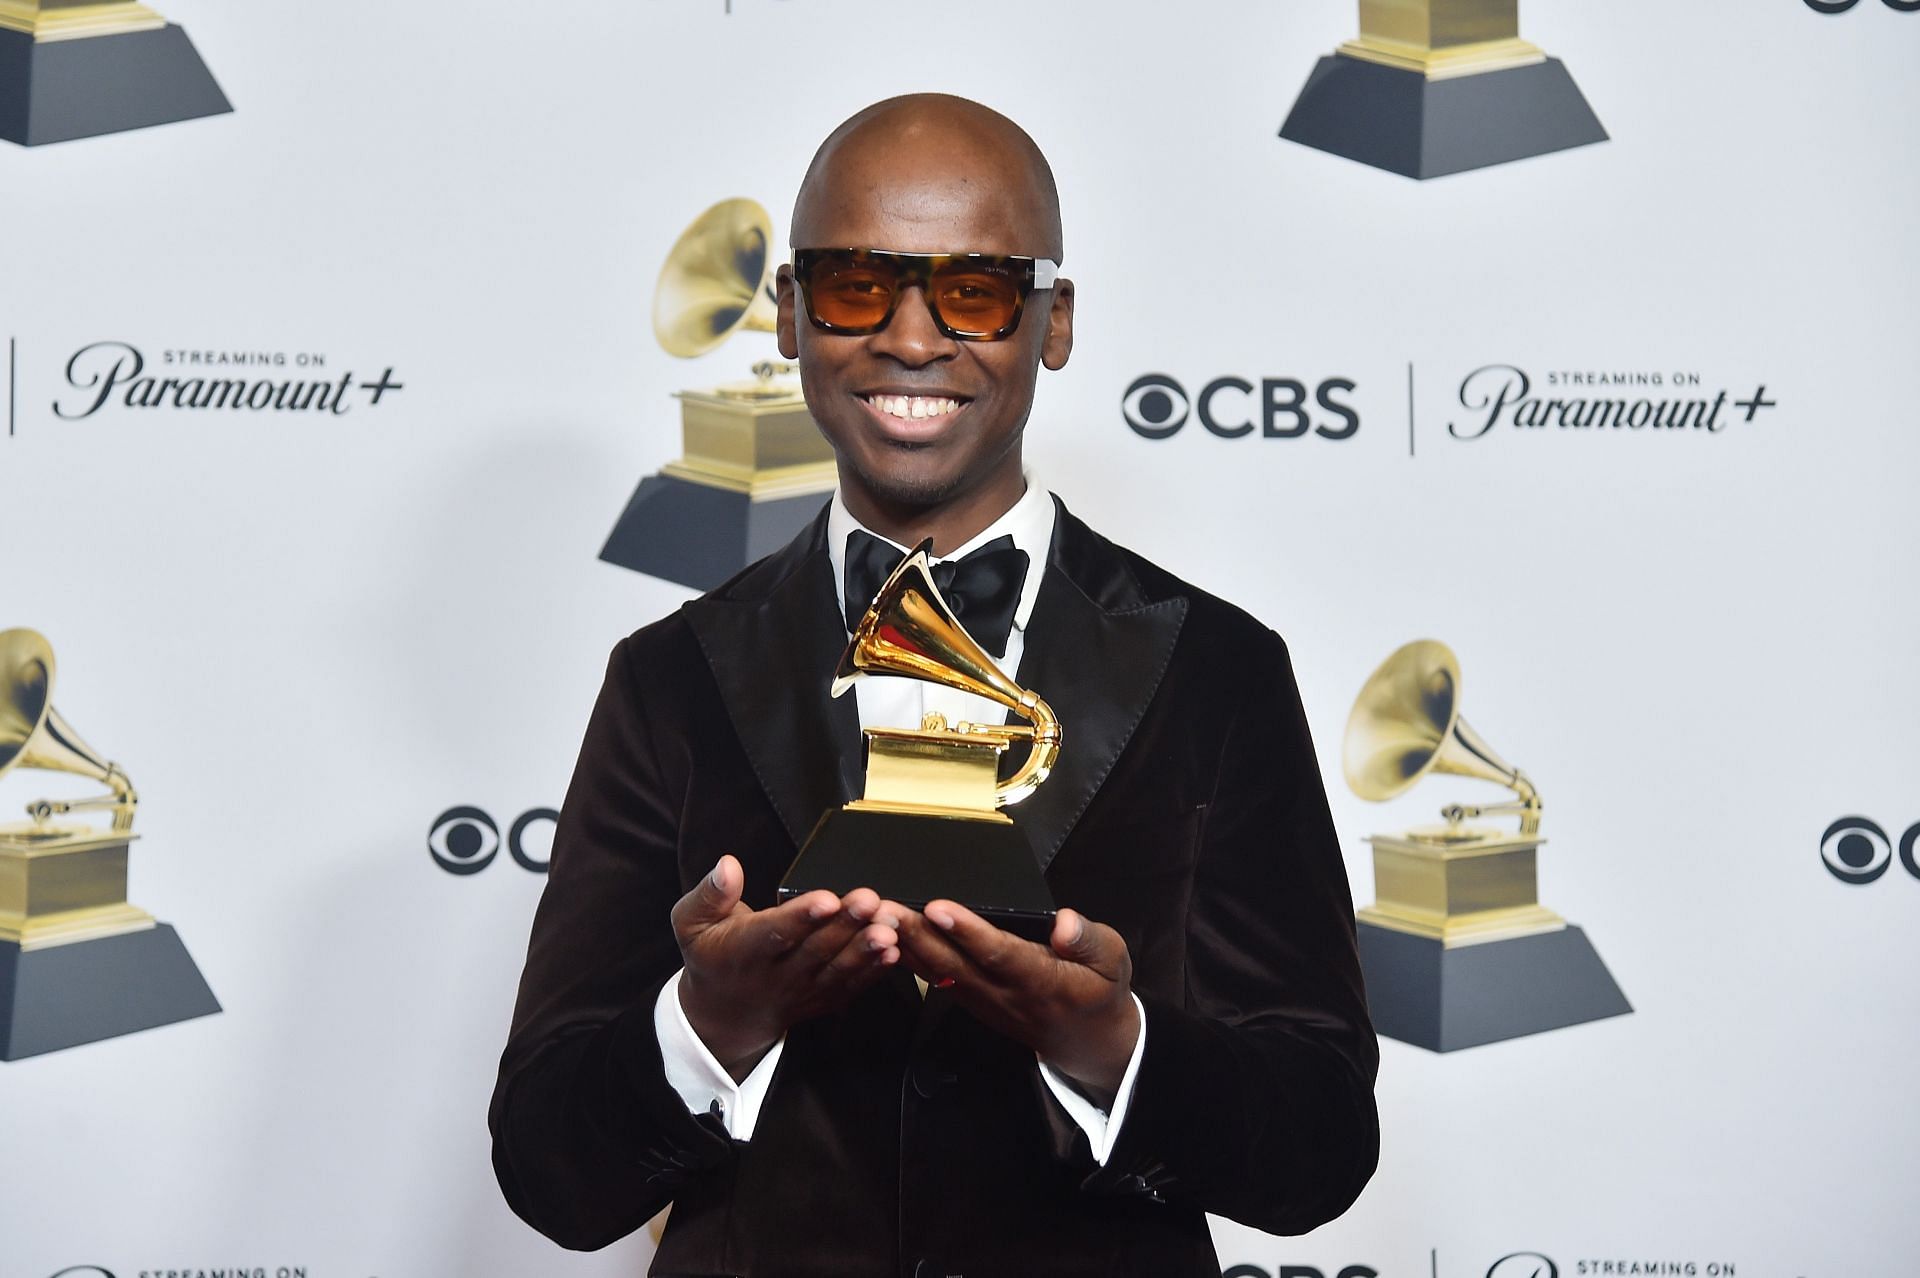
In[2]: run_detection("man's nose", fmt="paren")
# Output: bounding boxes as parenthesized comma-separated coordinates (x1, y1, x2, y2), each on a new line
(868, 285, 958, 366)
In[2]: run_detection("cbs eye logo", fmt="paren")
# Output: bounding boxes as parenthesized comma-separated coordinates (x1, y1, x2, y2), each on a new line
(1805, 0, 1920, 9)
(429, 805, 558, 876)
(1122, 373, 1358, 441)
(1820, 816, 1920, 884)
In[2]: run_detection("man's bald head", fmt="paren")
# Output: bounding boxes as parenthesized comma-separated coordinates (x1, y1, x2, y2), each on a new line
(791, 94, 1063, 261)
(776, 95, 1075, 546)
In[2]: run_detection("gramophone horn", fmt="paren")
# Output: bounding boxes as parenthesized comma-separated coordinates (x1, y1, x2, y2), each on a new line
(0, 628, 138, 831)
(833, 548, 1061, 808)
(1343, 638, 1538, 834)
(652, 197, 781, 359)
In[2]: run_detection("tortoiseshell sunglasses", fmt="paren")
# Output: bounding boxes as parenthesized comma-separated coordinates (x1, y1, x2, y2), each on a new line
(791, 248, 1060, 342)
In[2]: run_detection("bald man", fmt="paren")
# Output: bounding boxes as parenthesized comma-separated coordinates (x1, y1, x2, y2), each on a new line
(491, 95, 1378, 1278)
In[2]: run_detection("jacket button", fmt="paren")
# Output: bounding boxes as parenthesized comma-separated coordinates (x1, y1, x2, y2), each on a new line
(910, 1061, 958, 1098)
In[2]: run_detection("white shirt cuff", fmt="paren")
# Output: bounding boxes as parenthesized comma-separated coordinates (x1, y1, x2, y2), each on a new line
(1036, 992, 1147, 1166)
(652, 968, 784, 1140)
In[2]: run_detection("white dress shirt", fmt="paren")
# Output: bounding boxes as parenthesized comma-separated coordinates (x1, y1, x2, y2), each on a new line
(654, 476, 1146, 1164)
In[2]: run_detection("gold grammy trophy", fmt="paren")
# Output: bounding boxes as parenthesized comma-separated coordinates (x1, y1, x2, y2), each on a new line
(0, 628, 219, 1060)
(777, 547, 1061, 941)
(1278, 0, 1607, 179)
(599, 197, 840, 591)
(0, 1, 230, 147)
(1343, 639, 1628, 1052)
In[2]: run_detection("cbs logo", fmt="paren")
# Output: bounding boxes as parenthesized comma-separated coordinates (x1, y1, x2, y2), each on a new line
(1820, 816, 1920, 885)
(1805, 0, 1919, 11)
(428, 805, 558, 876)
(1122, 373, 1358, 441)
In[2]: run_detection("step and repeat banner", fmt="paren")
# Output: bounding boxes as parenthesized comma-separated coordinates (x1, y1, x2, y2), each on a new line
(3, 1, 1916, 1276)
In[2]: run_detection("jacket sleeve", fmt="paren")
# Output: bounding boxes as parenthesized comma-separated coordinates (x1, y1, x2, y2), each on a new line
(487, 635, 734, 1251)
(1087, 629, 1380, 1235)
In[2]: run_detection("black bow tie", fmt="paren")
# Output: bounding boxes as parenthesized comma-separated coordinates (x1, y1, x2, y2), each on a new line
(843, 529, 1030, 659)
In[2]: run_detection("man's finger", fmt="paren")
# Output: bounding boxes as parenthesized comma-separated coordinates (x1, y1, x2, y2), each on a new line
(785, 897, 875, 968)
(1049, 908, 1126, 981)
(740, 888, 844, 954)
(670, 854, 745, 937)
(818, 921, 901, 985)
(923, 900, 1035, 981)
(892, 908, 971, 976)
(796, 891, 899, 963)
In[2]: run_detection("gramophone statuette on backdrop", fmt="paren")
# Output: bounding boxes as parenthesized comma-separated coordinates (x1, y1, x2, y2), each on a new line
(777, 546, 1061, 942)
(0, 628, 219, 1060)
(1342, 639, 1629, 1052)
(0, 0, 232, 147)
(600, 197, 841, 590)
(1278, 0, 1607, 179)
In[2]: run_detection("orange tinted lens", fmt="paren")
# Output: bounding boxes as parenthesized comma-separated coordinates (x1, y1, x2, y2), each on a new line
(931, 263, 1022, 335)
(807, 257, 898, 329)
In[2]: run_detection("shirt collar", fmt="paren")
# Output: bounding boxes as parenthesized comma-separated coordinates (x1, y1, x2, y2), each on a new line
(827, 475, 1056, 636)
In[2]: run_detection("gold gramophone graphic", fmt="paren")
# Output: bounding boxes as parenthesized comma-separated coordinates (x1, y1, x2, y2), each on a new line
(0, 628, 219, 1060)
(1343, 639, 1628, 1052)
(1278, 1, 1607, 179)
(0, 1, 230, 147)
(777, 546, 1060, 940)
(599, 197, 839, 591)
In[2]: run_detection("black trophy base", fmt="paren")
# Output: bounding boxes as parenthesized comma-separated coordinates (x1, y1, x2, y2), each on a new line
(0, 923, 221, 1060)
(780, 807, 1057, 943)
(1358, 921, 1630, 1053)
(0, 25, 232, 148)
(600, 473, 830, 592)
(1278, 55, 1606, 179)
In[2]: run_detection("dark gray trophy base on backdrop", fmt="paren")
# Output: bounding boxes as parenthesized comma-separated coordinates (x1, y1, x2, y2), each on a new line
(1, 923, 221, 1060)
(600, 473, 830, 592)
(0, 24, 231, 147)
(1279, 55, 1606, 179)
(779, 808, 1058, 944)
(1358, 921, 1631, 1053)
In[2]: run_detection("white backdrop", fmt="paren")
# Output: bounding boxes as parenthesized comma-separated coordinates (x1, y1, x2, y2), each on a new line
(3, 2, 1917, 1275)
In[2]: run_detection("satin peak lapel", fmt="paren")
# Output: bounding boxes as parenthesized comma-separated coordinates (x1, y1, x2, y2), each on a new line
(681, 511, 864, 851)
(1011, 503, 1187, 871)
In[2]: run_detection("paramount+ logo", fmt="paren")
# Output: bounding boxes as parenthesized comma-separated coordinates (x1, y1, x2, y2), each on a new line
(45, 1268, 310, 1278)
(1423, 1250, 1741, 1278)
(1122, 373, 1358, 441)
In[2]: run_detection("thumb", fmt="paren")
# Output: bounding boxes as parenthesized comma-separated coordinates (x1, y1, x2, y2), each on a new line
(1049, 909, 1099, 963)
(1052, 910, 1128, 983)
(675, 855, 743, 932)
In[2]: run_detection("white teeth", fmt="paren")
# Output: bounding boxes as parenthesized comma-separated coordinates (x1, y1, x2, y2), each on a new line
(866, 395, 961, 421)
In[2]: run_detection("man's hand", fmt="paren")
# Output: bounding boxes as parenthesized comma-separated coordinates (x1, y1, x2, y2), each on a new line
(673, 854, 904, 1081)
(895, 901, 1140, 1107)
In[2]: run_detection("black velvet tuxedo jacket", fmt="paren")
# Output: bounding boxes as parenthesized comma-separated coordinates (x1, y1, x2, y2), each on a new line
(490, 500, 1379, 1278)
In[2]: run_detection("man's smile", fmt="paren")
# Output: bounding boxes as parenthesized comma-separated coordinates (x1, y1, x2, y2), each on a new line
(856, 389, 973, 440)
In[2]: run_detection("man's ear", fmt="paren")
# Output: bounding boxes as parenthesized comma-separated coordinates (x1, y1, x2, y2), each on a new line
(1040, 277, 1074, 371)
(775, 263, 800, 359)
